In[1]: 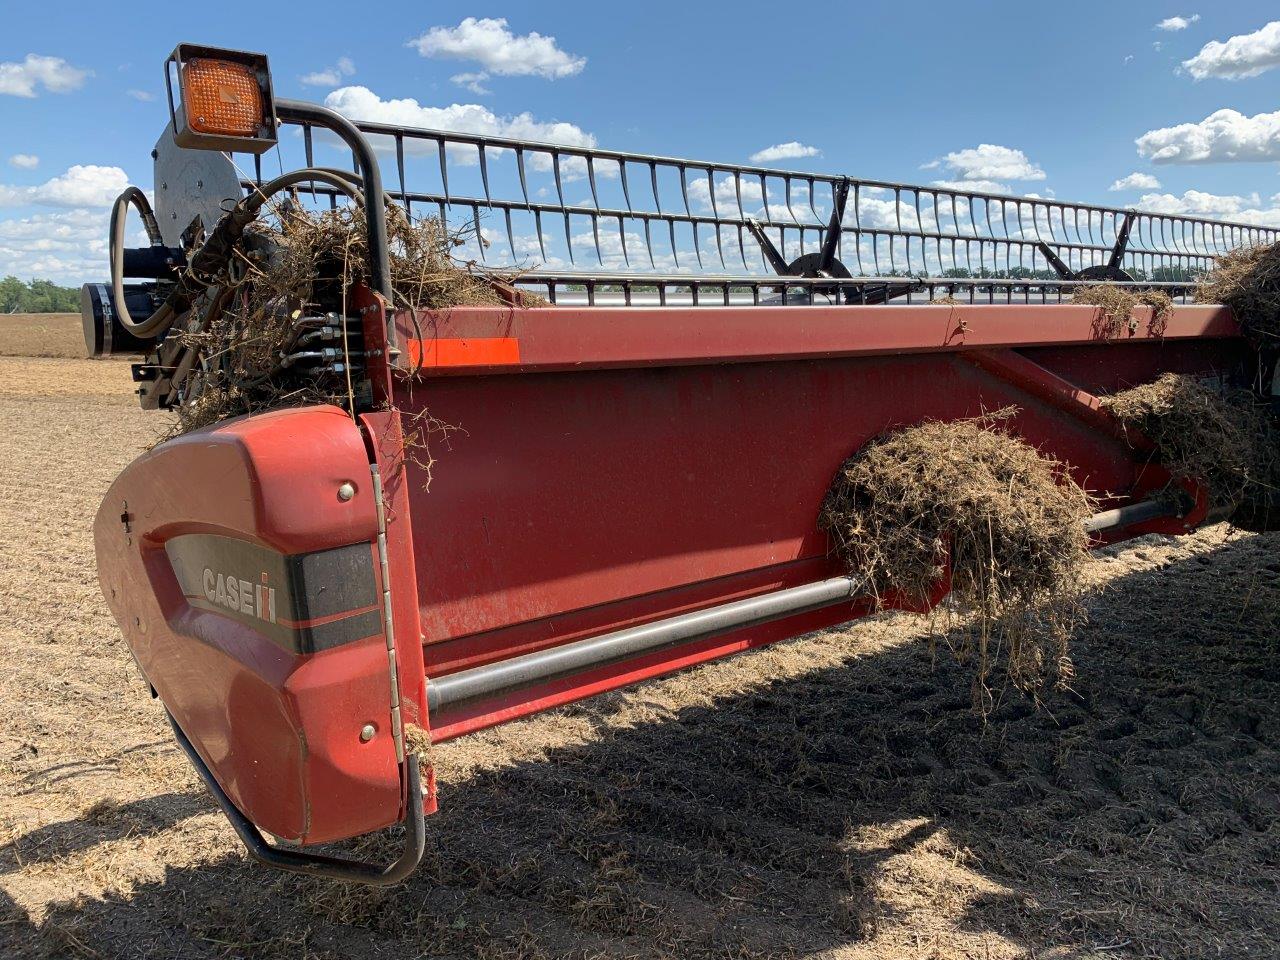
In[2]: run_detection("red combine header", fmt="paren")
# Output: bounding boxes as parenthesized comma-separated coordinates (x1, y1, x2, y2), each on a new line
(87, 44, 1278, 883)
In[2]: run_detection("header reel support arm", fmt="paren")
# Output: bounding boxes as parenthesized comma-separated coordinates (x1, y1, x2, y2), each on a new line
(1038, 210, 1137, 283)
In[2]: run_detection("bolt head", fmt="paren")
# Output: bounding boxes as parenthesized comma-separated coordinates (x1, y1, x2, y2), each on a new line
(359, 724, 376, 742)
(337, 481, 356, 502)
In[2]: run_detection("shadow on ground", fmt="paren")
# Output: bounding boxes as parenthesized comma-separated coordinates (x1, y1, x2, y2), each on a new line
(6, 533, 1278, 960)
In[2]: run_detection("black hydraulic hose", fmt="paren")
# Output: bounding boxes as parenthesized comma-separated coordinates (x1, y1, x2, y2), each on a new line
(244, 169, 364, 213)
(110, 187, 171, 337)
(126, 169, 370, 345)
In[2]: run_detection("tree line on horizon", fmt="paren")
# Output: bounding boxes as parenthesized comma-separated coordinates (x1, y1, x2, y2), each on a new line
(1, 277, 81, 314)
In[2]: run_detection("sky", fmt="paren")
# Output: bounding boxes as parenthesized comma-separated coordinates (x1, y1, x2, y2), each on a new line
(1, 1, 1278, 284)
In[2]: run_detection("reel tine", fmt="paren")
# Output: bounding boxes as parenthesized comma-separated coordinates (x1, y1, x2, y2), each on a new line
(591, 211, 603, 266)
(534, 209, 547, 263)
(437, 140, 450, 203)
(619, 159, 633, 214)
(396, 134, 407, 204)
(516, 147, 530, 207)
(303, 125, 316, 200)
(473, 204, 486, 263)
(553, 150, 566, 208)
(478, 143, 491, 204)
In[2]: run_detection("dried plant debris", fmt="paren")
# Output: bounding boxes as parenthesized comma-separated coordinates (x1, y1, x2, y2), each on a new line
(1072, 284, 1174, 339)
(165, 201, 512, 437)
(819, 411, 1094, 705)
(1196, 240, 1280, 341)
(1100, 372, 1279, 526)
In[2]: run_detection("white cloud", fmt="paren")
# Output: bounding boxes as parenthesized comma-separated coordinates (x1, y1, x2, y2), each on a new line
(409, 17, 585, 82)
(126, 88, 154, 102)
(323, 86, 596, 173)
(0, 54, 90, 98)
(749, 141, 821, 164)
(925, 144, 1046, 189)
(451, 72, 491, 95)
(1135, 108, 1280, 163)
(0, 208, 110, 284)
(0, 164, 129, 208)
(1109, 172, 1161, 190)
(1182, 20, 1280, 79)
(1156, 14, 1199, 32)
(8, 154, 39, 170)
(687, 176, 766, 214)
(1137, 188, 1280, 226)
(301, 56, 356, 87)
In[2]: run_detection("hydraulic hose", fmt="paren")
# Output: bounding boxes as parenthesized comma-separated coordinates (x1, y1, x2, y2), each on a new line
(109, 187, 171, 337)
(244, 169, 364, 214)
(118, 170, 369, 346)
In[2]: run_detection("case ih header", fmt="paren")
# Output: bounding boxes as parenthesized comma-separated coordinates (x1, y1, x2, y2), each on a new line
(88, 45, 1277, 884)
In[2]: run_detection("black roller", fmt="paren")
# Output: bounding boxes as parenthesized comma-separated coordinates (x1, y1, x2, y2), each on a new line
(80, 282, 162, 357)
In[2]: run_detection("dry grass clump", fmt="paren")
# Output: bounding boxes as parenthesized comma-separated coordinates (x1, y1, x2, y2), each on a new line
(1072, 284, 1174, 338)
(167, 201, 509, 436)
(1196, 240, 1280, 341)
(1100, 372, 1278, 520)
(307, 203, 508, 312)
(818, 411, 1095, 703)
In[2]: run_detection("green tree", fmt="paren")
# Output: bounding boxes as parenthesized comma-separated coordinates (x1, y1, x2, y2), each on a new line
(0, 276, 80, 313)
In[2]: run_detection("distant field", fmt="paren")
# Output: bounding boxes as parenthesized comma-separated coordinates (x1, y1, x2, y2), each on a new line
(0, 313, 85, 359)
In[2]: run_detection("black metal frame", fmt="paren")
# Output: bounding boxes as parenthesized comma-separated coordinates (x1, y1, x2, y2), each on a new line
(168, 711, 426, 884)
(506, 274, 1202, 307)
(263, 115, 1277, 285)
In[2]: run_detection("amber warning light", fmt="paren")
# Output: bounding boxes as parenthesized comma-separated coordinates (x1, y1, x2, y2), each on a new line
(166, 44, 277, 154)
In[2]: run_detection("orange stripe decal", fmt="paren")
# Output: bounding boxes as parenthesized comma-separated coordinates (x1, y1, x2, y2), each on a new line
(407, 337, 521, 368)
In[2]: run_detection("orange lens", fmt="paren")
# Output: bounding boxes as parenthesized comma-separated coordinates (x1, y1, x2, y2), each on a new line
(182, 58, 262, 138)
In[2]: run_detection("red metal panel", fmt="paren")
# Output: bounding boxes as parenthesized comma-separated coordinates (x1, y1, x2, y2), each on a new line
(394, 303, 1238, 374)
(94, 406, 404, 843)
(392, 303, 1247, 740)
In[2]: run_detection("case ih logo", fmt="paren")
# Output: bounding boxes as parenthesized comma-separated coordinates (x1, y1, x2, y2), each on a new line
(202, 569, 277, 623)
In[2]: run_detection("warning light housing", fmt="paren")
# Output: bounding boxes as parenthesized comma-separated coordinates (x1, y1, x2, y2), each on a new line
(166, 44, 277, 154)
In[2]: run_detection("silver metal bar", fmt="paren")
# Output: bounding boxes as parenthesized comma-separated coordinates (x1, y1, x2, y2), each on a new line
(428, 496, 1183, 714)
(427, 575, 866, 713)
(1082, 497, 1177, 533)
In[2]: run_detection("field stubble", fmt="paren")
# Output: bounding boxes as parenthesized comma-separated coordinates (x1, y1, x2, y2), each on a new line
(0, 318, 1275, 959)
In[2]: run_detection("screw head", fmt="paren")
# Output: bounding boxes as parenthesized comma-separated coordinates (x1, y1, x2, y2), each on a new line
(337, 481, 356, 501)
(359, 724, 376, 742)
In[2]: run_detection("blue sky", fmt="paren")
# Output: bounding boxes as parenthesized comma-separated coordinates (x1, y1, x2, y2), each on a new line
(1, 1, 1278, 283)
